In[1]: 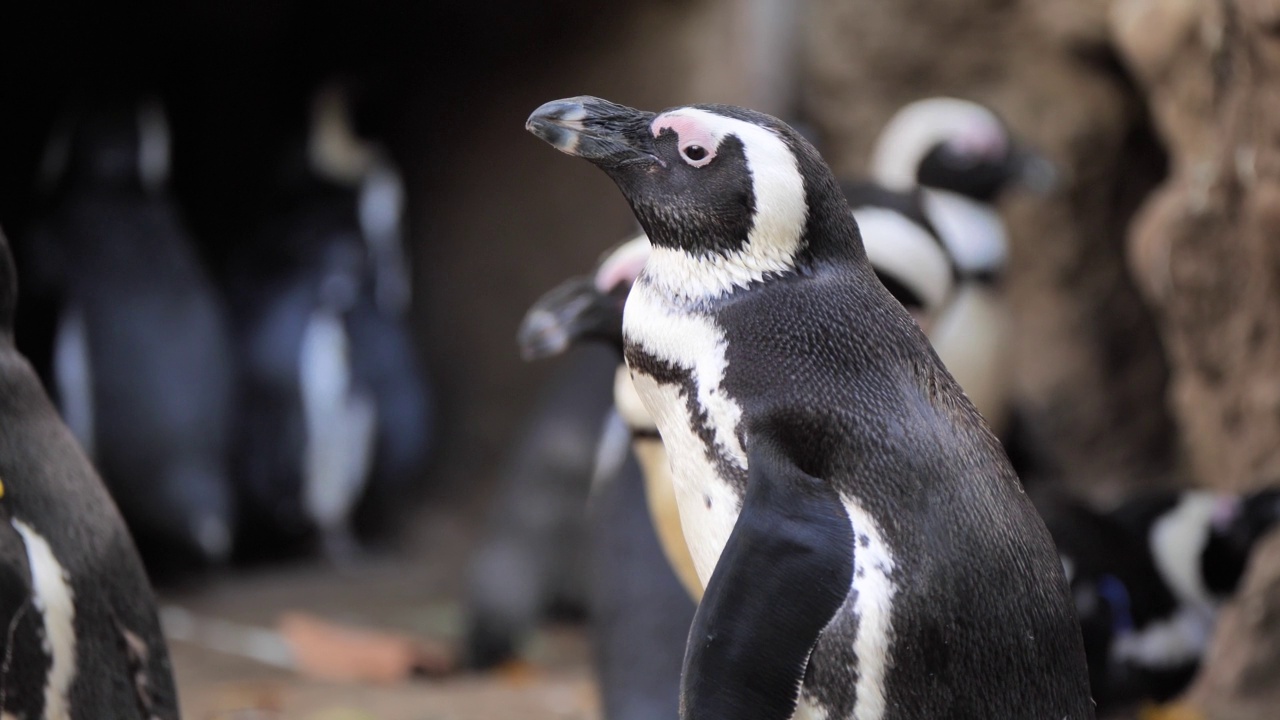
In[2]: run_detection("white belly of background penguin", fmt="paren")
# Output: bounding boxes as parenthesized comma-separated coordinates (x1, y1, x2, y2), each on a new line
(528, 95, 1094, 720)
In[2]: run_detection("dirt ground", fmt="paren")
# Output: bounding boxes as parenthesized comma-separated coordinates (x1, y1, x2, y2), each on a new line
(161, 506, 602, 720)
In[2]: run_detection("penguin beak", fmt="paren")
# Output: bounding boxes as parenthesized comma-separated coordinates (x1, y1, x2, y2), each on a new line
(517, 275, 624, 361)
(1008, 145, 1060, 196)
(526, 96, 659, 169)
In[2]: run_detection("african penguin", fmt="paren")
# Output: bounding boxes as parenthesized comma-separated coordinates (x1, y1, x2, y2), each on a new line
(517, 241, 698, 719)
(461, 345, 615, 668)
(227, 81, 432, 561)
(848, 97, 1056, 437)
(0, 226, 180, 718)
(1039, 487, 1280, 710)
(27, 95, 238, 572)
(519, 233, 703, 601)
(528, 96, 1093, 720)
(583, 427, 697, 720)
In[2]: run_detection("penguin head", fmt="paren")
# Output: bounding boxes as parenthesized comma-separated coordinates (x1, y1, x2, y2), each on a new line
(517, 233, 650, 360)
(871, 97, 1057, 202)
(308, 80, 378, 187)
(41, 97, 171, 195)
(527, 96, 861, 303)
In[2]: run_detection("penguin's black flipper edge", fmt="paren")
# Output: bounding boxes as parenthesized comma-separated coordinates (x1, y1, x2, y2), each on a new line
(679, 440, 853, 720)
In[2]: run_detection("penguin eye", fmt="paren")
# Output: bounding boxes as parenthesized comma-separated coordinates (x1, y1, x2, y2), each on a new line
(652, 113, 720, 168)
(679, 143, 715, 168)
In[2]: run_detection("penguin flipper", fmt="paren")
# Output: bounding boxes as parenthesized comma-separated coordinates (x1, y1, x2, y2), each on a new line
(680, 439, 853, 720)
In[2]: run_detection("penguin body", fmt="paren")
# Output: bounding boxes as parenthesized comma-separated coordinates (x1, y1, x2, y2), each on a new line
(462, 345, 615, 668)
(30, 97, 237, 569)
(585, 415, 695, 720)
(528, 97, 1093, 719)
(0, 228, 179, 718)
(229, 82, 431, 558)
(230, 167, 376, 558)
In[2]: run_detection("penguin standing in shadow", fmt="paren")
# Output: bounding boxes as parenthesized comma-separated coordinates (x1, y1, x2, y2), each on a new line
(226, 82, 432, 561)
(529, 96, 1094, 719)
(516, 239, 695, 719)
(520, 235, 702, 601)
(460, 344, 614, 668)
(1040, 486, 1280, 712)
(25, 95, 238, 572)
(0, 226, 180, 718)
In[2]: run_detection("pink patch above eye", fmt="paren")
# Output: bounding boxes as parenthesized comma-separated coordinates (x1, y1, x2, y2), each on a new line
(948, 124, 1007, 160)
(651, 114, 718, 167)
(1211, 496, 1242, 531)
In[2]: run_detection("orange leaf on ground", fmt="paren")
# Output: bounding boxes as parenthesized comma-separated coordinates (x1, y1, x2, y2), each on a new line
(278, 612, 456, 684)
(493, 659, 540, 687)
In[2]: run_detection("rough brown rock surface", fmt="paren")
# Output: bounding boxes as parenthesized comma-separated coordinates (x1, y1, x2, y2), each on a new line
(1116, 0, 1280, 494)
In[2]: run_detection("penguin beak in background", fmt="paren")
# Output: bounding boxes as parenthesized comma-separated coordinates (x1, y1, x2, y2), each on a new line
(1008, 145, 1060, 196)
(526, 96, 659, 170)
(517, 275, 623, 362)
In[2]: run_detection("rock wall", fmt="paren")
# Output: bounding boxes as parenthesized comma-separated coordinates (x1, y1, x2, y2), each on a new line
(1117, 0, 1280, 494)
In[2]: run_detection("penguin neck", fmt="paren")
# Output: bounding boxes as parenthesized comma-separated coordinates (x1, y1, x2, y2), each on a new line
(638, 211, 861, 310)
(640, 237, 801, 308)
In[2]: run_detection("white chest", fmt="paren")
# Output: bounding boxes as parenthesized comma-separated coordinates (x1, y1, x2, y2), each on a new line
(628, 370, 744, 586)
(623, 281, 748, 587)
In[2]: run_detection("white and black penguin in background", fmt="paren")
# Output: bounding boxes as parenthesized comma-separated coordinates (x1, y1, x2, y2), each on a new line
(516, 238, 696, 720)
(1039, 486, 1280, 711)
(528, 96, 1094, 720)
(22, 95, 238, 572)
(461, 237, 691, 674)
(225, 81, 433, 561)
(0, 226, 180, 718)
(519, 233, 703, 602)
(845, 97, 1057, 440)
